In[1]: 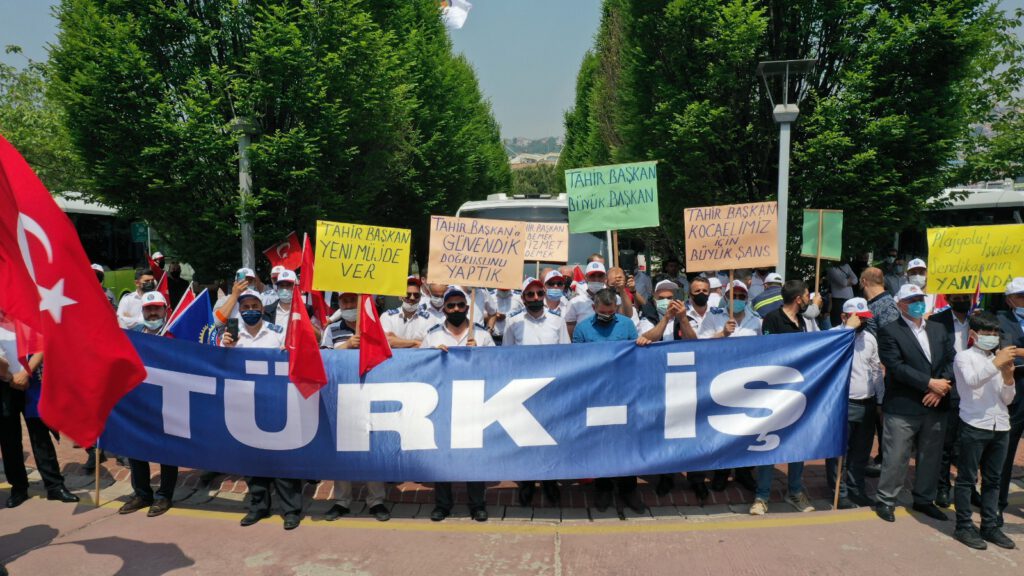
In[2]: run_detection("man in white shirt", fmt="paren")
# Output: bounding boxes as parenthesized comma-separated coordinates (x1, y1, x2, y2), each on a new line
(116, 268, 157, 329)
(824, 298, 884, 509)
(906, 258, 938, 315)
(505, 277, 569, 506)
(707, 276, 724, 309)
(420, 279, 448, 326)
(421, 286, 494, 522)
(261, 269, 297, 342)
(381, 275, 433, 348)
(541, 269, 570, 315)
(951, 312, 1018, 550)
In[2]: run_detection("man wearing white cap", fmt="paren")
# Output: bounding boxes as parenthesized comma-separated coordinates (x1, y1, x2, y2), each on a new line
(261, 269, 298, 341)
(565, 261, 612, 339)
(261, 265, 286, 307)
(824, 297, 884, 509)
(381, 275, 433, 348)
(505, 277, 569, 506)
(905, 258, 938, 315)
(421, 286, 494, 522)
(541, 269, 570, 315)
(996, 277, 1024, 526)
(120, 291, 179, 518)
(707, 276, 724, 309)
(92, 263, 117, 308)
(117, 268, 158, 329)
(874, 284, 956, 523)
(214, 267, 257, 328)
(322, 292, 360, 349)
(221, 290, 301, 530)
(637, 280, 697, 343)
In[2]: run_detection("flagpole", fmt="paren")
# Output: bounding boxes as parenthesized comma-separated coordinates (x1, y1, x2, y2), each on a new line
(612, 230, 620, 268)
(814, 209, 823, 297)
(94, 438, 101, 507)
(469, 289, 476, 328)
(833, 456, 843, 511)
(729, 269, 735, 321)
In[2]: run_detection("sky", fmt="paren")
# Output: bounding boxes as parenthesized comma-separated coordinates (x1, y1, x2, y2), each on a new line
(2, 0, 1022, 139)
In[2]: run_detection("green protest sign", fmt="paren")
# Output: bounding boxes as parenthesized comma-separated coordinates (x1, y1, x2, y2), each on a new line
(800, 209, 843, 261)
(564, 161, 659, 233)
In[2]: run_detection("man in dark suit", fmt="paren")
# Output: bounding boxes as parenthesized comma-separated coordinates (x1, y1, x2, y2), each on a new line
(997, 277, 1024, 526)
(875, 284, 956, 522)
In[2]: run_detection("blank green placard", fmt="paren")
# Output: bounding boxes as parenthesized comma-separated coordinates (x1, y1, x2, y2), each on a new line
(801, 209, 843, 261)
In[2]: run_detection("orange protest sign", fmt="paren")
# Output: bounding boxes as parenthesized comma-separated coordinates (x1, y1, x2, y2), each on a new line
(524, 222, 569, 263)
(683, 201, 778, 273)
(426, 215, 527, 289)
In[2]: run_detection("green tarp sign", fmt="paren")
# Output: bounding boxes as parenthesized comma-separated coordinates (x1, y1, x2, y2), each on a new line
(800, 209, 843, 261)
(564, 161, 659, 233)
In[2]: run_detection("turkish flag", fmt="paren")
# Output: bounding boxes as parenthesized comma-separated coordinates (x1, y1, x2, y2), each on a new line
(0, 136, 146, 447)
(263, 231, 302, 270)
(299, 233, 315, 292)
(359, 294, 392, 375)
(155, 272, 173, 315)
(145, 252, 164, 282)
(285, 285, 327, 398)
(309, 290, 330, 329)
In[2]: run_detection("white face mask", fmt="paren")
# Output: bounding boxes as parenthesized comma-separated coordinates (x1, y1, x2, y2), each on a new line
(402, 301, 419, 313)
(429, 296, 444, 309)
(339, 308, 358, 323)
(908, 275, 926, 289)
(497, 289, 511, 298)
(974, 334, 1000, 351)
(587, 281, 605, 293)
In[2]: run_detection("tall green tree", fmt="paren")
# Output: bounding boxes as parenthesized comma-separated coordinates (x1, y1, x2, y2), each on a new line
(562, 0, 1024, 274)
(49, 0, 509, 278)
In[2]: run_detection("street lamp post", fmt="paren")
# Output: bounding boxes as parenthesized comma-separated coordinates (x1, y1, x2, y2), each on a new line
(230, 117, 259, 270)
(757, 59, 815, 278)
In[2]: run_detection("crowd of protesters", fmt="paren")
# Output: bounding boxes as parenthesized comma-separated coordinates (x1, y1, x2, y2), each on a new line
(2, 250, 1022, 551)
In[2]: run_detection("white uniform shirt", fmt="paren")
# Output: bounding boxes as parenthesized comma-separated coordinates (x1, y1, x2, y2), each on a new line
(231, 322, 285, 349)
(503, 309, 570, 346)
(117, 291, 145, 329)
(830, 326, 884, 400)
(420, 322, 495, 348)
(729, 313, 763, 338)
(707, 293, 722, 309)
(421, 301, 446, 326)
(261, 286, 279, 307)
(381, 307, 433, 342)
(491, 291, 523, 338)
(686, 304, 727, 339)
(637, 316, 678, 341)
(274, 303, 292, 341)
(901, 314, 931, 362)
(544, 296, 569, 316)
(954, 345, 1015, 431)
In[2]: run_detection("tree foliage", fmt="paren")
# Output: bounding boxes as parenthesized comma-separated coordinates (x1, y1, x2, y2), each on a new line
(49, 0, 510, 278)
(511, 164, 561, 197)
(561, 0, 1024, 274)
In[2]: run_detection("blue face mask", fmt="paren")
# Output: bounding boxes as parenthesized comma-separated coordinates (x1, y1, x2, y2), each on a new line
(656, 299, 671, 315)
(546, 288, 563, 300)
(240, 309, 263, 326)
(143, 318, 165, 331)
(277, 288, 293, 304)
(730, 299, 746, 315)
(907, 301, 927, 319)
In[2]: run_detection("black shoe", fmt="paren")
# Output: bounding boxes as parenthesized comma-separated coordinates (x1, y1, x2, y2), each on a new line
(981, 527, 1016, 549)
(368, 504, 391, 522)
(912, 503, 949, 521)
(147, 498, 172, 517)
(594, 490, 613, 512)
(864, 463, 881, 478)
(875, 504, 895, 522)
(971, 490, 983, 509)
(954, 526, 988, 550)
(710, 472, 729, 492)
(429, 507, 449, 522)
(622, 491, 646, 515)
(6, 491, 28, 508)
(542, 482, 561, 506)
(240, 510, 268, 527)
(655, 474, 675, 497)
(47, 488, 80, 503)
(935, 487, 951, 508)
(848, 492, 876, 507)
(283, 514, 301, 530)
(324, 504, 350, 521)
(471, 507, 488, 522)
(118, 495, 153, 515)
(83, 450, 96, 473)
(735, 469, 758, 493)
(692, 481, 710, 502)
(517, 483, 536, 507)
(836, 498, 859, 510)
(996, 511, 1005, 528)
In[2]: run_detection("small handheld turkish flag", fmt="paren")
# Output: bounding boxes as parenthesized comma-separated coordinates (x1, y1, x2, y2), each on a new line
(285, 285, 327, 398)
(0, 136, 147, 447)
(263, 231, 302, 270)
(359, 294, 392, 375)
(299, 233, 315, 292)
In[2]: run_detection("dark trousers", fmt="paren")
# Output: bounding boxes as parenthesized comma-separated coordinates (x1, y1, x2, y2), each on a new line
(0, 386, 65, 493)
(595, 476, 637, 495)
(956, 423, 1009, 530)
(434, 482, 486, 511)
(998, 418, 1024, 513)
(876, 411, 946, 507)
(826, 399, 877, 500)
(129, 459, 178, 501)
(938, 398, 962, 491)
(247, 477, 303, 517)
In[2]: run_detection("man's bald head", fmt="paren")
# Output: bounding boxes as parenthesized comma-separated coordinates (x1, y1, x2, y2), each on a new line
(861, 267, 884, 288)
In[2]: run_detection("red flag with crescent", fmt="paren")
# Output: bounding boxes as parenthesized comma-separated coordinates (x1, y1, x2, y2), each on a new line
(262, 231, 302, 270)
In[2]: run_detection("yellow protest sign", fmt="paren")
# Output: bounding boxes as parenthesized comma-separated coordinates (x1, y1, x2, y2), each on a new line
(524, 222, 569, 263)
(427, 215, 527, 289)
(683, 202, 778, 273)
(312, 220, 411, 297)
(926, 224, 1024, 294)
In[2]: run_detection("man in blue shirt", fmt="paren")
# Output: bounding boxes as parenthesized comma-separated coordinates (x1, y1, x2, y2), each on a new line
(572, 288, 652, 514)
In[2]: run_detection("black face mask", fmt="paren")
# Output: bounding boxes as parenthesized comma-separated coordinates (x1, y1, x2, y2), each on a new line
(691, 293, 709, 307)
(170, 270, 181, 279)
(798, 303, 809, 315)
(446, 311, 467, 326)
(141, 281, 157, 292)
(524, 300, 545, 312)
(595, 312, 615, 324)
(950, 300, 971, 314)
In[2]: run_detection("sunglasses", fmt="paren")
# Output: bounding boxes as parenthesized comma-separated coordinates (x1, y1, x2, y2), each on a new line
(444, 302, 468, 311)
(523, 290, 546, 299)
(403, 293, 421, 300)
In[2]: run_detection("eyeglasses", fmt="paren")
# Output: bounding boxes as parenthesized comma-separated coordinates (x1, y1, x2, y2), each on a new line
(444, 302, 468, 311)
(403, 293, 421, 301)
(523, 290, 546, 299)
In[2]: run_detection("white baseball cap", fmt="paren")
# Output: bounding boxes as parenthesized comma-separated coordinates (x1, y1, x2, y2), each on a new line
(543, 270, 564, 285)
(237, 289, 263, 303)
(90, 263, 104, 273)
(152, 252, 164, 260)
(842, 297, 873, 318)
(271, 265, 285, 277)
(907, 258, 927, 271)
(654, 279, 679, 294)
(765, 272, 784, 285)
(443, 285, 467, 302)
(141, 291, 167, 308)
(897, 284, 925, 301)
(585, 261, 607, 277)
(708, 277, 723, 290)
(1005, 277, 1024, 296)
(728, 280, 748, 294)
(276, 269, 298, 284)
(522, 277, 544, 292)
(236, 267, 256, 279)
